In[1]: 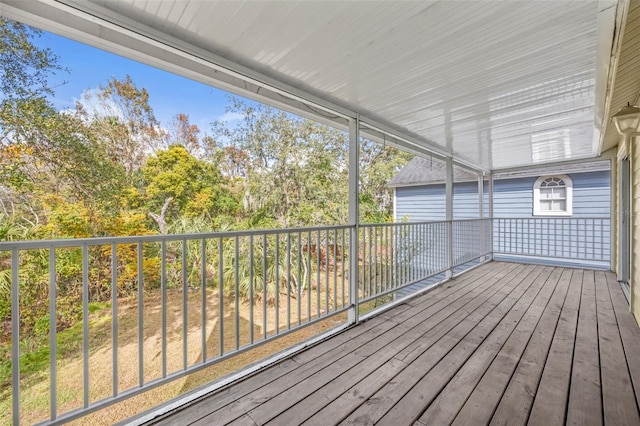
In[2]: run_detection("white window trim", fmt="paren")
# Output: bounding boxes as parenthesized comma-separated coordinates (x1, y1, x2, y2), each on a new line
(533, 174, 573, 216)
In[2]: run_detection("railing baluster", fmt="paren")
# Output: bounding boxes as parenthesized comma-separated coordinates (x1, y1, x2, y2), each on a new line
(316, 231, 320, 318)
(218, 237, 224, 357)
(201, 238, 207, 363)
(287, 233, 292, 328)
(161, 240, 167, 378)
(249, 235, 254, 345)
(307, 230, 312, 318)
(137, 242, 144, 387)
(297, 233, 302, 325)
(368, 226, 373, 298)
(111, 244, 118, 397)
(393, 224, 398, 288)
(274, 234, 280, 333)
(234, 236, 240, 350)
(182, 238, 188, 370)
(325, 229, 330, 313)
(49, 247, 57, 420)
(373, 226, 378, 296)
(333, 229, 338, 312)
(82, 244, 89, 407)
(263, 234, 268, 338)
(341, 228, 345, 308)
(361, 227, 366, 298)
(11, 250, 19, 426)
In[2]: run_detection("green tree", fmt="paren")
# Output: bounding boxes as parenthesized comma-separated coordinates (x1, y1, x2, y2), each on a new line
(211, 99, 349, 227)
(359, 140, 413, 222)
(140, 144, 239, 233)
(0, 17, 65, 102)
(0, 18, 125, 231)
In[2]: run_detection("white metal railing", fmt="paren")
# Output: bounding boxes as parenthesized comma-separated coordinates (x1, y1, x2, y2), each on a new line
(358, 219, 491, 304)
(0, 218, 490, 424)
(493, 217, 611, 263)
(1, 225, 352, 425)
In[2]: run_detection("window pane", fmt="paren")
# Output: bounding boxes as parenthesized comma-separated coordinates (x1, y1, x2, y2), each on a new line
(551, 187, 566, 199)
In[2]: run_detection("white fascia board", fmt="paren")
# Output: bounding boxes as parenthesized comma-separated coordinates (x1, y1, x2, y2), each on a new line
(593, 0, 628, 156)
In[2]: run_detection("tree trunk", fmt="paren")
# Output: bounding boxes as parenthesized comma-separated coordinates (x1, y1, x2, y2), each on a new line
(149, 196, 173, 234)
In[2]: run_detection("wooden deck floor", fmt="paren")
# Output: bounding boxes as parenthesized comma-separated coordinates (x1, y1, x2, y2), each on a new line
(151, 262, 640, 425)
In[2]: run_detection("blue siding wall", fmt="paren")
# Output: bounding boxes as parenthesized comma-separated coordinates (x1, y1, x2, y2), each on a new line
(395, 184, 446, 221)
(393, 170, 611, 267)
(395, 182, 482, 221)
(395, 170, 610, 221)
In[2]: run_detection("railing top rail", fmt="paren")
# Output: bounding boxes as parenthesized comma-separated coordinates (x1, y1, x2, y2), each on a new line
(360, 218, 490, 228)
(493, 216, 610, 220)
(1, 217, 610, 251)
(0, 224, 353, 251)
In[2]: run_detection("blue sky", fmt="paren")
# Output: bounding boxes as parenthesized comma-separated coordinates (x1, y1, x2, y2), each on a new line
(33, 29, 244, 132)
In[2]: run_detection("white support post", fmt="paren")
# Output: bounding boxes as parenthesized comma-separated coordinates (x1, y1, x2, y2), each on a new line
(478, 174, 484, 219)
(478, 173, 485, 256)
(348, 116, 360, 324)
(445, 157, 454, 279)
(488, 172, 494, 261)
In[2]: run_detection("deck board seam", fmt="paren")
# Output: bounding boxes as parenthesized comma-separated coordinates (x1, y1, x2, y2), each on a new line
(174, 265, 522, 423)
(316, 264, 532, 425)
(450, 267, 571, 426)
(243, 265, 529, 425)
(420, 266, 564, 425)
(519, 269, 574, 426)
(286, 263, 529, 425)
(193, 265, 528, 424)
(374, 266, 553, 424)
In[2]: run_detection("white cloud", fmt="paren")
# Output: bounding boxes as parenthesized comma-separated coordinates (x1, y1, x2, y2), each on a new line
(217, 111, 245, 123)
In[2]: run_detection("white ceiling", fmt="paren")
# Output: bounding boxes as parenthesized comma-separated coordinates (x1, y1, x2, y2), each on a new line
(0, 0, 625, 171)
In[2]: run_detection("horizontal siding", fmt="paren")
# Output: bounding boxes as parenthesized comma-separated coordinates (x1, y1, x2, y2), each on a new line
(572, 171, 610, 217)
(395, 182, 482, 221)
(394, 171, 611, 266)
(394, 171, 610, 222)
(454, 182, 480, 219)
(492, 177, 535, 218)
(395, 184, 446, 221)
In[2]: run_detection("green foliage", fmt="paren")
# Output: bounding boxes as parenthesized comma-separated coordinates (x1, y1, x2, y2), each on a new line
(211, 100, 350, 227)
(0, 17, 65, 102)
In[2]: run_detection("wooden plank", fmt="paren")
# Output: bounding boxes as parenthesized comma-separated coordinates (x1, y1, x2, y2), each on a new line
(447, 268, 571, 426)
(226, 414, 257, 426)
(300, 357, 407, 426)
(566, 269, 602, 426)
(392, 263, 526, 362)
(600, 272, 640, 422)
(338, 265, 547, 426)
(272, 264, 529, 426)
(595, 271, 640, 424)
(156, 262, 514, 424)
(607, 271, 640, 409)
(247, 264, 526, 425)
(191, 263, 523, 425)
(524, 270, 584, 425)
(378, 266, 554, 425)
(359, 266, 554, 425)
(419, 267, 564, 425)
